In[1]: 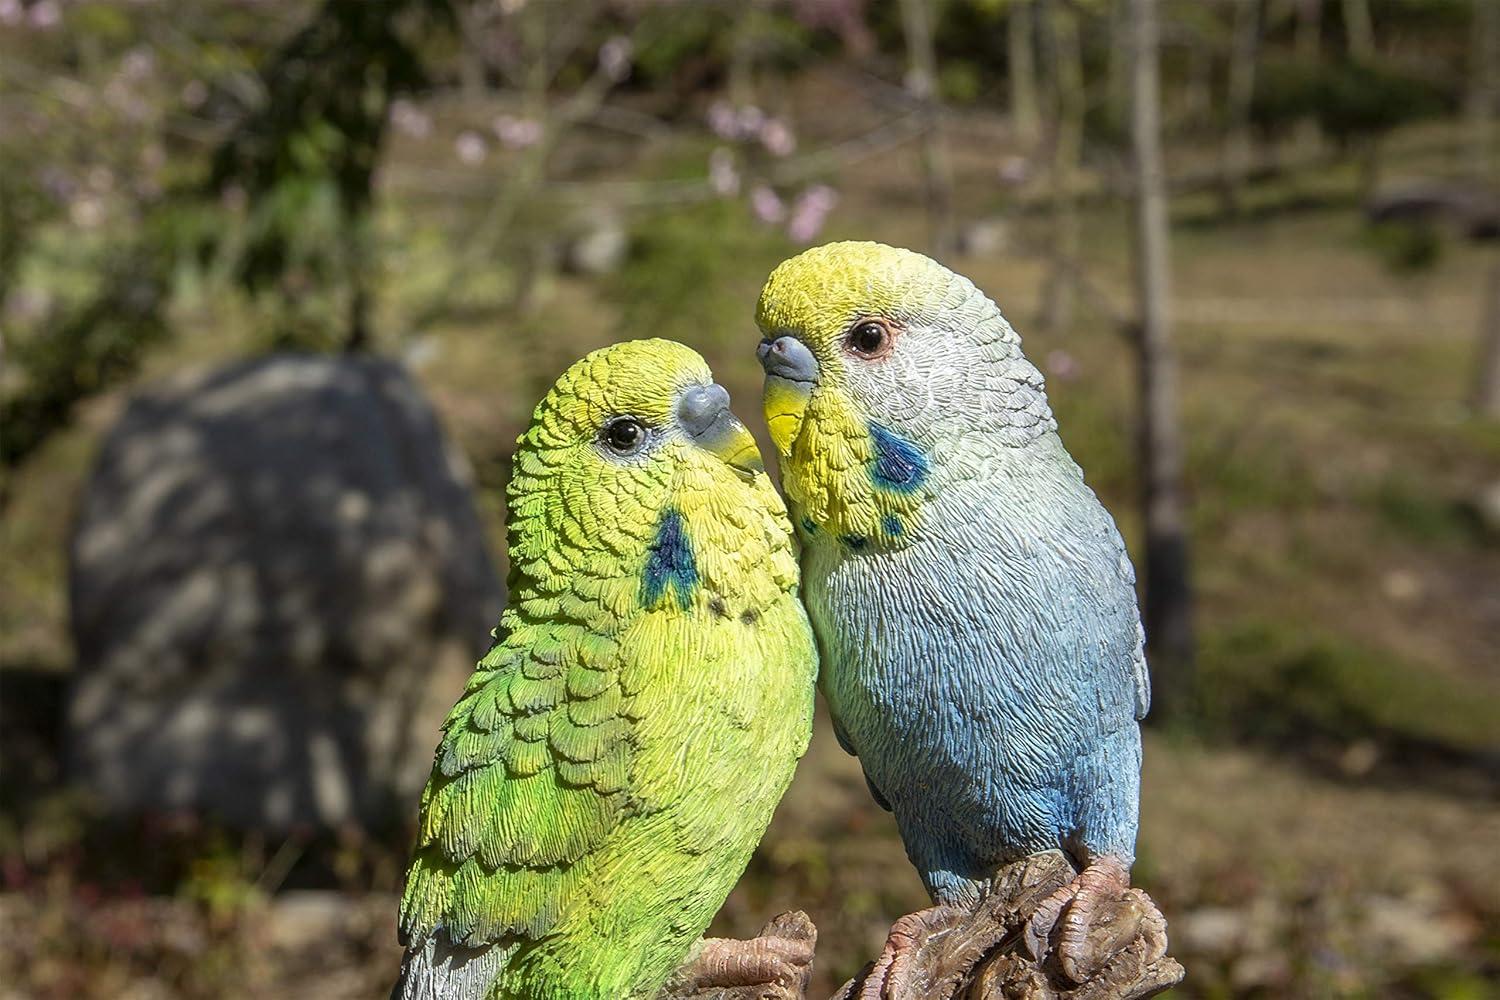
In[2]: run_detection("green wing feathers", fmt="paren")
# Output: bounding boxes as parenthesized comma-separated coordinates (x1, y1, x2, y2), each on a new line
(399, 623, 636, 948)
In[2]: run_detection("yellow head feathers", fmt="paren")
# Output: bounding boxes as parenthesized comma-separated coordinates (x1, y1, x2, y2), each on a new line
(755, 242, 1052, 550)
(756, 241, 956, 352)
(505, 339, 797, 628)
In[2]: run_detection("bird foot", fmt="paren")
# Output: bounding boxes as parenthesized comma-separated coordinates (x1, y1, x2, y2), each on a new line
(1024, 855, 1141, 983)
(830, 852, 1181, 1000)
(854, 904, 968, 1000)
(664, 911, 817, 1000)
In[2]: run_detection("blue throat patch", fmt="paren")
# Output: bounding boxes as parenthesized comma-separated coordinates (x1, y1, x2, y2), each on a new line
(868, 423, 929, 494)
(642, 508, 698, 609)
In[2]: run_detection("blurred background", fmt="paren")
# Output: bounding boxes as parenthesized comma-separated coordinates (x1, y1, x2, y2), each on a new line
(2, 0, 1498, 997)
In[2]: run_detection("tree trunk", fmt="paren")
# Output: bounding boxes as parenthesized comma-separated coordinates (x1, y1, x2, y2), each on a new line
(1185, 40, 1213, 124)
(900, 0, 956, 256)
(1296, 0, 1323, 60)
(342, 216, 370, 351)
(1105, 0, 1131, 138)
(1040, 0, 1083, 331)
(728, 0, 761, 108)
(1466, 0, 1500, 180)
(1475, 249, 1500, 418)
(1009, 0, 1041, 147)
(1128, 0, 1195, 716)
(456, 1, 489, 100)
(1219, 0, 1261, 217)
(1294, 0, 1324, 155)
(1341, 0, 1374, 61)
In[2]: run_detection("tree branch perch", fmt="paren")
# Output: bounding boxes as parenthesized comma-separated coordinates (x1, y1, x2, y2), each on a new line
(662, 852, 1183, 1000)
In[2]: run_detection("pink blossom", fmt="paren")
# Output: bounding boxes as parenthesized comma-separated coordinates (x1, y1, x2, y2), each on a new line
(709, 148, 740, 197)
(455, 130, 488, 164)
(760, 118, 796, 157)
(598, 36, 632, 82)
(71, 195, 105, 229)
(1045, 349, 1080, 381)
(104, 77, 151, 122)
(998, 155, 1031, 186)
(750, 185, 786, 225)
(735, 105, 766, 138)
(0, 0, 23, 27)
(3, 286, 53, 325)
(28, 0, 60, 29)
(707, 100, 738, 140)
(389, 98, 432, 139)
(492, 115, 541, 150)
(37, 166, 75, 202)
(787, 184, 837, 243)
(121, 48, 155, 81)
(180, 79, 208, 108)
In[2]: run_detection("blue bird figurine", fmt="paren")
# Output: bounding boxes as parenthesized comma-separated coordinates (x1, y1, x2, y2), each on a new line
(755, 242, 1152, 993)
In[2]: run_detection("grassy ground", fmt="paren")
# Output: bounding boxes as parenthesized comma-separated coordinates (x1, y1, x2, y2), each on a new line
(2, 96, 1498, 998)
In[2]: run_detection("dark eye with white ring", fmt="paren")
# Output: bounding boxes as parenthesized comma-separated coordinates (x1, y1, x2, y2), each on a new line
(601, 416, 647, 455)
(845, 319, 891, 359)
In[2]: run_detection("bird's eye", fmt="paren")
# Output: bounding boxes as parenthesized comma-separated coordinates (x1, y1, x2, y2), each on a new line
(602, 416, 647, 455)
(846, 320, 890, 359)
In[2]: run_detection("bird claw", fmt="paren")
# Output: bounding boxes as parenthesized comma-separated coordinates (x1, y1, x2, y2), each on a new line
(668, 911, 817, 999)
(855, 904, 967, 1000)
(1024, 855, 1138, 984)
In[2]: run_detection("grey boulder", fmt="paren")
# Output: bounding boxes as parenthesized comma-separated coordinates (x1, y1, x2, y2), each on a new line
(67, 354, 504, 831)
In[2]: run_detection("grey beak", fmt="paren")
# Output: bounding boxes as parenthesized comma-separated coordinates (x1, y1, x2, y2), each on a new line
(678, 383, 733, 438)
(757, 336, 818, 385)
(677, 383, 763, 475)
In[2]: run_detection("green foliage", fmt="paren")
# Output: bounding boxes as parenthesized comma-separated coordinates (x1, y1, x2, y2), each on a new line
(207, 0, 455, 350)
(623, 4, 815, 99)
(1361, 220, 1444, 273)
(1191, 431, 1322, 527)
(604, 198, 785, 350)
(929, 0, 1008, 86)
(939, 61, 983, 106)
(0, 255, 169, 467)
(1251, 58, 1452, 144)
(625, 4, 735, 90)
(1370, 472, 1480, 546)
(1200, 619, 1500, 752)
(1369, 0, 1472, 32)
(1314, 61, 1451, 145)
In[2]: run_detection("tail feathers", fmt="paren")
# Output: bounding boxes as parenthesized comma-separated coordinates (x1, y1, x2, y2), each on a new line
(391, 933, 508, 1000)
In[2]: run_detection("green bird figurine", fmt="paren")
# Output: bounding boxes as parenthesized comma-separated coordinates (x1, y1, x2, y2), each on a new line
(393, 339, 818, 1000)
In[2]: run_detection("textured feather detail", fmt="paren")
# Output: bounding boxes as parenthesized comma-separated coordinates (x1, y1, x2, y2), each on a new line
(756, 244, 1145, 909)
(396, 339, 818, 1000)
(391, 933, 508, 1000)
